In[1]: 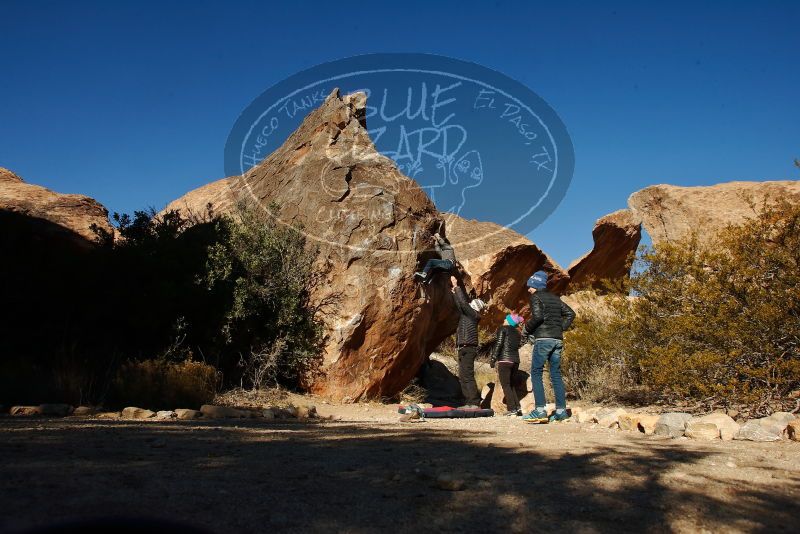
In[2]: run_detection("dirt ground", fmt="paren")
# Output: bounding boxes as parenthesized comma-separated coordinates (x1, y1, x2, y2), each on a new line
(1, 399, 799, 534)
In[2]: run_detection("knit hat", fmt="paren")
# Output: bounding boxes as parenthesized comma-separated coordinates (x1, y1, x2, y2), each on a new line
(505, 313, 524, 327)
(527, 270, 548, 290)
(469, 298, 487, 313)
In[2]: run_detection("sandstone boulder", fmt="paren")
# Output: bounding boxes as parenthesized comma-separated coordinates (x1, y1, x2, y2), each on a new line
(0, 167, 114, 246)
(654, 412, 692, 438)
(121, 407, 155, 419)
(175, 409, 202, 420)
(734, 418, 786, 442)
(618, 413, 642, 432)
(420, 356, 464, 406)
(156, 410, 177, 420)
(685, 421, 720, 440)
(786, 420, 800, 442)
(72, 406, 97, 416)
(567, 209, 641, 292)
(164, 89, 460, 401)
(764, 412, 796, 428)
(697, 412, 740, 441)
(0, 167, 24, 183)
(628, 181, 800, 246)
(637, 414, 661, 435)
(200, 405, 248, 419)
(593, 407, 627, 428)
(441, 213, 569, 324)
(294, 405, 317, 419)
(10, 406, 41, 416)
(575, 406, 602, 424)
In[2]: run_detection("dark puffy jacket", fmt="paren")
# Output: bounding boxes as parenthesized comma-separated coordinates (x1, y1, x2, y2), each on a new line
(522, 289, 575, 340)
(435, 235, 456, 262)
(490, 325, 521, 364)
(453, 286, 479, 346)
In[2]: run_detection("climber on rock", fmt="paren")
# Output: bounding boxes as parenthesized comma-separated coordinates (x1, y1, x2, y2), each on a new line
(451, 275, 487, 408)
(414, 233, 456, 283)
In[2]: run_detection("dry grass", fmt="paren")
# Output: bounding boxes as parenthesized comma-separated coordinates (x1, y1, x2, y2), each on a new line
(111, 359, 219, 410)
(212, 387, 291, 410)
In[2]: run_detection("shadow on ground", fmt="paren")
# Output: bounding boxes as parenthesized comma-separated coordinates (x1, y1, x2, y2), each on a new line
(0, 417, 798, 533)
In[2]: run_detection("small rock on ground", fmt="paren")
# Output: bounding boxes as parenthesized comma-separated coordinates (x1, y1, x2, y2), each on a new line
(654, 413, 692, 438)
(435, 473, 465, 491)
(175, 409, 202, 420)
(685, 421, 720, 440)
(121, 407, 156, 419)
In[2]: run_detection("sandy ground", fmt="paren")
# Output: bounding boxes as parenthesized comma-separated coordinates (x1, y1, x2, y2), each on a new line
(1, 399, 799, 534)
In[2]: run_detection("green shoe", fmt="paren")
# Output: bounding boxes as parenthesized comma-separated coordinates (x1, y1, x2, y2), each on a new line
(549, 409, 570, 423)
(522, 408, 549, 424)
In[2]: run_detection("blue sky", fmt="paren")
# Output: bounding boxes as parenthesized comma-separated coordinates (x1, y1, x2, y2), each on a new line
(1, 0, 798, 266)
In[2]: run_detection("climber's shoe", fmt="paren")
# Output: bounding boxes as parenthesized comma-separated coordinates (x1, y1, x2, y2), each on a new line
(522, 408, 549, 424)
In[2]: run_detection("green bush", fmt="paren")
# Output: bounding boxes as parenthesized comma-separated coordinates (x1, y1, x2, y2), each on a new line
(0, 201, 324, 407)
(205, 203, 324, 388)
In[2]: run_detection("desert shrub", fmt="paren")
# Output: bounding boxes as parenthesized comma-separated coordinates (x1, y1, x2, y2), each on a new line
(0, 201, 324, 407)
(564, 200, 800, 415)
(562, 297, 642, 403)
(110, 359, 219, 410)
(205, 203, 324, 388)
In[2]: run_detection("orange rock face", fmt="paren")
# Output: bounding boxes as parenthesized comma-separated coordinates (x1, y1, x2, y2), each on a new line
(0, 167, 114, 246)
(164, 90, 458, 401)
(442, 213, 569, 325)
(567, 209, 641, 292)
(628, 181, 800, 245)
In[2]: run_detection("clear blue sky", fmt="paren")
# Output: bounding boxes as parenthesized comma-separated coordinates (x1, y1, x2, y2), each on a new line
(1, 0, 798, 266)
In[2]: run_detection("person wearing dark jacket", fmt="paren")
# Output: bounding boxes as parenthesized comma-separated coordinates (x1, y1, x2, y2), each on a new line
(520, 270, 576, 424)
(450, 275, 487, 407)
(414, 233, 456, 282)
(490, 313, 525, 415)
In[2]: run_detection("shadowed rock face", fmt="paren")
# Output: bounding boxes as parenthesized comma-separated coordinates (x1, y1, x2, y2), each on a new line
(442, 213, 569, 325)
(0, 167, 114, 247)
(567, 209, 641, 292)
(628, 181, 800, 245)
(164, 90, 458, 401)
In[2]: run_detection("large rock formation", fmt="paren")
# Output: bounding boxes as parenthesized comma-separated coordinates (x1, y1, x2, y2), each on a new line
(628, 181, 800, 245)
(0, 167, 114, 246)
(162, 176, 237, 218)
(567, 209, 641, 291)
(164, 90, 458, 401)
(441, 213, 569, 324)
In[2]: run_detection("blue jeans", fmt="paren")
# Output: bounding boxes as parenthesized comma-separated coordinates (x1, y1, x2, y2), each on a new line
(531, 338, 566, 410)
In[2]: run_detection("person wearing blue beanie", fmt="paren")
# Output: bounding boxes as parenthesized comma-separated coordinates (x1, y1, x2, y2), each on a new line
(521, 269, 576, 424)
(527, 270, 548, 290)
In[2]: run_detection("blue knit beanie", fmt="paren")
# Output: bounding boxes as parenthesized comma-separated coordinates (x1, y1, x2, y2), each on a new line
(527, 270, 548, 290)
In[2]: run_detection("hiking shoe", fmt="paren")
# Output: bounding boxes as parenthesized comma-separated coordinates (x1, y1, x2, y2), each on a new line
(522, 408, 549, 424)
(458, 404, 480, 410)
(414, 271, 427, 281)
(549, 409, 570, 423)
(503, 409, 522, 417)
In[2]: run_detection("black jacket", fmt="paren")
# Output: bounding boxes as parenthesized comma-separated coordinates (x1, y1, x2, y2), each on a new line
(490, 325, 521, 364)
(522, 289, 575, 340)
(435, 235, 456, 262)
(453, 286, 479, 346)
